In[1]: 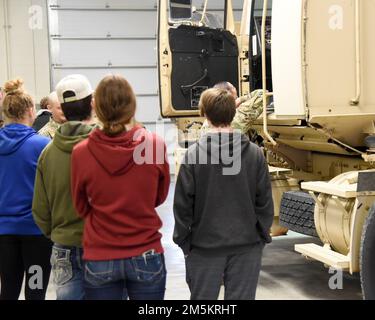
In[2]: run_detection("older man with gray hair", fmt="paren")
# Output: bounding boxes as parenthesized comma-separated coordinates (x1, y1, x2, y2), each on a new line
(39, 91, 67, 139)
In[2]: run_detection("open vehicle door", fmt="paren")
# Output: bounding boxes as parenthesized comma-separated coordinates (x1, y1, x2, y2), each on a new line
(157, 0, 243, 118)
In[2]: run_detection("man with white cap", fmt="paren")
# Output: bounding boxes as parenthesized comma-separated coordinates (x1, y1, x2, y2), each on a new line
(32, 74, 96, 300)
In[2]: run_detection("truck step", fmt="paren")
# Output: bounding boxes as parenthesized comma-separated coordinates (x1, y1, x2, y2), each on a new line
(295, 243, 350, 270)
(301, 181, 357, 199)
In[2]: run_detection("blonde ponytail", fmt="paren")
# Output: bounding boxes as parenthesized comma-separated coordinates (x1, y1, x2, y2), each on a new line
(2, 78, 34, 120)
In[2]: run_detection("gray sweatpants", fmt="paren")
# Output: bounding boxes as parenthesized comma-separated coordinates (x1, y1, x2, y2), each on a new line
(185, 242, 265, 300)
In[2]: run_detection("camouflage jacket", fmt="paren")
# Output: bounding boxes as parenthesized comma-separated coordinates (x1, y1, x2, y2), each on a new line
(38, 117, 61, 139)
(231, 89, 265, 134)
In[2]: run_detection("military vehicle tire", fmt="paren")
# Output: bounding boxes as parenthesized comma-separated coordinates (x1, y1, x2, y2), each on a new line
(279, 191, 318, 237)
(360, 204, 375, 300)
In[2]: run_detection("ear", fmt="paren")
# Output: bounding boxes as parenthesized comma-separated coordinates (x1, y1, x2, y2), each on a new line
(28, 105, 36, 122)
(199, 107, 205, 117)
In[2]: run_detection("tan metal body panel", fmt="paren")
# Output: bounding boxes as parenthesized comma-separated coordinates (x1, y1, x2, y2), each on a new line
(257, 0, 375, 152)
(304, 0, 356, 112)
(303, 0, 375, 146)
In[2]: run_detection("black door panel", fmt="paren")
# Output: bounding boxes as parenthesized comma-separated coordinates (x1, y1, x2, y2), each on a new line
(169, 25, 239, 111)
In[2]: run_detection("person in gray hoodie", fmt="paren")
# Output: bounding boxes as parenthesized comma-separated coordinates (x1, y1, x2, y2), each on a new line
(173, 88, 274, 300)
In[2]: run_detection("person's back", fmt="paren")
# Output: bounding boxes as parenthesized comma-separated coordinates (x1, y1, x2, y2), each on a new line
(73, 127, 169, 260)
(33, 111, 51, 132)
(32, 96, 51, 132)
(32, 74, 96, 300)
(174, 88, 274, 300)
(71, 75, 170, 300)
(33, 123, 94, 245)
(179, 132, 272, 254)
(0, 124, 49, 233)
(0, 79, 52, 301)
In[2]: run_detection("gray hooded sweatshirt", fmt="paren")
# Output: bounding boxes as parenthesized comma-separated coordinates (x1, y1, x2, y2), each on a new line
(173, 131, 274, 255)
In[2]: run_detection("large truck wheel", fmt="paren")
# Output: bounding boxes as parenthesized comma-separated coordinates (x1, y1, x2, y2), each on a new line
(279, 191, 318, 237)
(360, 204, 375, 300)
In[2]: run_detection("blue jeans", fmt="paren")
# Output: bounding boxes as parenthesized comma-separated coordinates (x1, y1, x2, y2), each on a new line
(84, 250, 167, 300)
(51, 244, 85, 300)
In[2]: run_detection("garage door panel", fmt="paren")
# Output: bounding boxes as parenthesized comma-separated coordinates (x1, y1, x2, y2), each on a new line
(52, 0, 157, 10)
(52, 40, 157, 66)
(136, 96, 161, 123)
(52, 68, 158, 95)
(54, 11, 156, 37)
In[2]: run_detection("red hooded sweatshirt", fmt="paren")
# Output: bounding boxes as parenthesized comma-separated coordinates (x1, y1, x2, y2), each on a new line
(71, 126, 170, 261)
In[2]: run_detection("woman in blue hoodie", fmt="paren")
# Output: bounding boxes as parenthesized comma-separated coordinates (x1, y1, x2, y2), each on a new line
(0, 79, 52, 300)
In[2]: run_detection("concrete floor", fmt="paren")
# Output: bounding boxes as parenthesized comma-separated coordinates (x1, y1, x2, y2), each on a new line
(37, 183, 362, 300)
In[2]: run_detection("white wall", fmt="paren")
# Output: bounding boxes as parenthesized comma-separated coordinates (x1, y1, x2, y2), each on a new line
(0, 0, 8, 87)
(0, 0, 50, 101)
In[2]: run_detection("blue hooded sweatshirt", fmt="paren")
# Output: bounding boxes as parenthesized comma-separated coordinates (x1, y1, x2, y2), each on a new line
(0, 124, 50, 235)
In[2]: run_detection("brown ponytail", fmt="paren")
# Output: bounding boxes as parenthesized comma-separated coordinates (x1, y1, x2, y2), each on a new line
(2, 78, 34, 120)
(95, 75, 136, 137)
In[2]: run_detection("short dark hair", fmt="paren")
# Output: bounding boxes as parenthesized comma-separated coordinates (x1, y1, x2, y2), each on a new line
(61, 94, 92, 121)
(39, 96, 49, 110)
(199, 88, 236, 127)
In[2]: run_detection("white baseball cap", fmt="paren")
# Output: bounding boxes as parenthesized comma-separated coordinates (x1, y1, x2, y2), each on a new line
(56, 74, 93, 104)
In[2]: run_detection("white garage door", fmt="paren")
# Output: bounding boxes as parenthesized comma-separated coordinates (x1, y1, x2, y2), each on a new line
(48, 0, 160, 123)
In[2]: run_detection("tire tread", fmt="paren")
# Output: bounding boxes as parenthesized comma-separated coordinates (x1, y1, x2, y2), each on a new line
(279, 191, 318, 237)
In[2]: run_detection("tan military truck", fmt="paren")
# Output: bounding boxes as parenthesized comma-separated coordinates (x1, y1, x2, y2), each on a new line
(157, 0, 375, 299)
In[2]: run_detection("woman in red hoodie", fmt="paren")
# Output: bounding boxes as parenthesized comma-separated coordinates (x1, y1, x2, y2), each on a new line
(71, 75, 170, 300)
